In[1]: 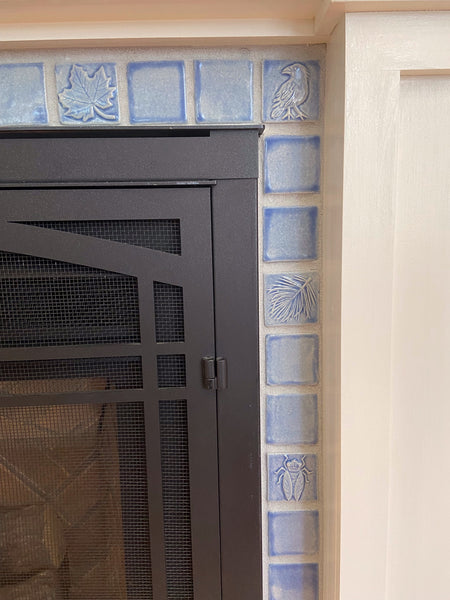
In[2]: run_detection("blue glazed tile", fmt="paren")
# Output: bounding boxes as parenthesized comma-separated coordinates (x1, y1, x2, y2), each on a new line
(268, 454, 317, 502)
(269, 564, 319, 600)
(266, 394, 318, 445)
(195, 60, 253, 123)
(263, 60, 320, 122)
(263, 207, 318, 262)
(265, 136, 320, 193)
(266, 335, 319, 386)
(56, 63, 119, 124)
(269, 511, 319, 555)
(265, 272, 319, 325)
(0, 63, 47, 125)
(128, 61, 187, 124)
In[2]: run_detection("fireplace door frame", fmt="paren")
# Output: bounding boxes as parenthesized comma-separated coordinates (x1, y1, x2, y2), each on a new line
(0, 126, 261, 600)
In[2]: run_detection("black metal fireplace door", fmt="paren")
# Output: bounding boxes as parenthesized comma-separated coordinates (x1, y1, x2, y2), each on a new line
(0, 128, 261, 600)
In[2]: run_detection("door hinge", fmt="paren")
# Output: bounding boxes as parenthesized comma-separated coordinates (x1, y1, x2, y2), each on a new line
(201, 357, 228, 391)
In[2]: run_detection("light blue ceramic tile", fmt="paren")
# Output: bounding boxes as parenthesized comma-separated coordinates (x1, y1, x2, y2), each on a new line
(195, 60, 253, 123)
(269, 564, 319, 600)
(266, 394, 318, 445)
(265, 272, 319, 325)
(263, 60, 320, 122)
(56, 63, 119, 124)
(268, 454, 317, 502)
(265, 136, 320, 193)
(128, 61, 187, 124)
(263, 207, 318, 262)
(0, 63, 47, 125)
(266, 335, 319, 386)
(269, 511, 319, 555)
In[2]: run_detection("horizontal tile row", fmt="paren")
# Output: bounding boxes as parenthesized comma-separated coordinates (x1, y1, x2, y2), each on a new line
(0, 59, 320, 126)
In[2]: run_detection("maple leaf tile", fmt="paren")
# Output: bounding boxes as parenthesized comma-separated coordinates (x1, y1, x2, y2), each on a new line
(55, 63, 119, 124)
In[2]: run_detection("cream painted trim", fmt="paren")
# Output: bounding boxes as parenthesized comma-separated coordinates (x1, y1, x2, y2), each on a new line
(322, 11, 450, 600)
(0, 18, 325, 48)
(0, 1, 449, 46)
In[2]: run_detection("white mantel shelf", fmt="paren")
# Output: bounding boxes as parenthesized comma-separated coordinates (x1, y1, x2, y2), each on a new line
(0, 0, 449, 47)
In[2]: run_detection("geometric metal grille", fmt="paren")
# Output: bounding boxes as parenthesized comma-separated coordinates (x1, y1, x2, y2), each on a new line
(17, 220, 181, 255)
(0, 357, 143, 394)
(0, 401, 151, 599)
(116, 403, 152, 600)
(153, 282, 184, 343)
(0, 251, 140, 349)
(157, 356, 186, 388)
(159, 400, 193, 600)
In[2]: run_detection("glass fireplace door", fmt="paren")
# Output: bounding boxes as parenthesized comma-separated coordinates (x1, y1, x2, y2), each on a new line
(0, 187, 221, 600)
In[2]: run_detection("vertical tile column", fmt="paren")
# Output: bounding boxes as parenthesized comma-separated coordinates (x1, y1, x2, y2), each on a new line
(261, 53, 323, 600)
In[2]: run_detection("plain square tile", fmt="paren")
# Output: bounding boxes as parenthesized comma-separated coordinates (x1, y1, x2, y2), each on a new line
(266, 394, 318, 445)
(265, 272, 319, 325)
(128, 61, 187, 123)
(269, 563, 319, 600)
(0, 63, 47, 125)
(263, 60, 320, 122)
(266, 335, 319, 386)
(195, 60, 253, 123)
(56, 63, 119, 124)
(265, 136, 320, 193)
(268, 454, 317, 502)
(269, 511, 319, 555)
(263, 207, 318, 262)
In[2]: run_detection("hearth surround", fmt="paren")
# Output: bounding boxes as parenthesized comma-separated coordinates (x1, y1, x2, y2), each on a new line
(0, 43, 324, 600)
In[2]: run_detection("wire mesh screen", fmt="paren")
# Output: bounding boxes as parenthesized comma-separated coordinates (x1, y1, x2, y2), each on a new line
(157, 355, 186, 388)
(0, 357, 143, 394)
(0, 401, 152, 599)
(0, 251, 140, 348)
(153, 282, 184, 343)
(159, 400, 193, 600)
(17, 220, 181, 255)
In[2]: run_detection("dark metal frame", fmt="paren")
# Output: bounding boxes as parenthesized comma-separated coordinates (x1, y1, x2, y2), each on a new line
(0, 127, 262, 600)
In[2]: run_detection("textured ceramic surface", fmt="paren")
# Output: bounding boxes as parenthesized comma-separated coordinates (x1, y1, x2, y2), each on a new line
(268, 454, 317, 502)
(265, 272, 319, 325)
(55, 63, 119, 124)
(266, 394, 318, 445)
(128, 61, 187, 123)
(269, 510, 319, 555)
(263, 60, 320, 122)
(269, 563, 319, 600)
(265, 136, 320, 193)
(0, 63, 47, 125)
(266, 335, 319, 385)
(195, 60, 253, 123)
(263, 207, 318, 262)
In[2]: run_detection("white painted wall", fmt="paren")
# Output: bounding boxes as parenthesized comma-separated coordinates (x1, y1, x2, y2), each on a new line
(386, 74, 450, 600)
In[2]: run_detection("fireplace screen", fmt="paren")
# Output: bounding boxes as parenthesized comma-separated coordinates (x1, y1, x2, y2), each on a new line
(0, 401, 150, 600)
(0, 129, 261, 600)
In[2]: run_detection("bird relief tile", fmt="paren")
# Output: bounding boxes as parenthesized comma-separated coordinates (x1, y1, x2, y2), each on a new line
(55, 63, 119, 124)
(263, 60, 320, 122)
